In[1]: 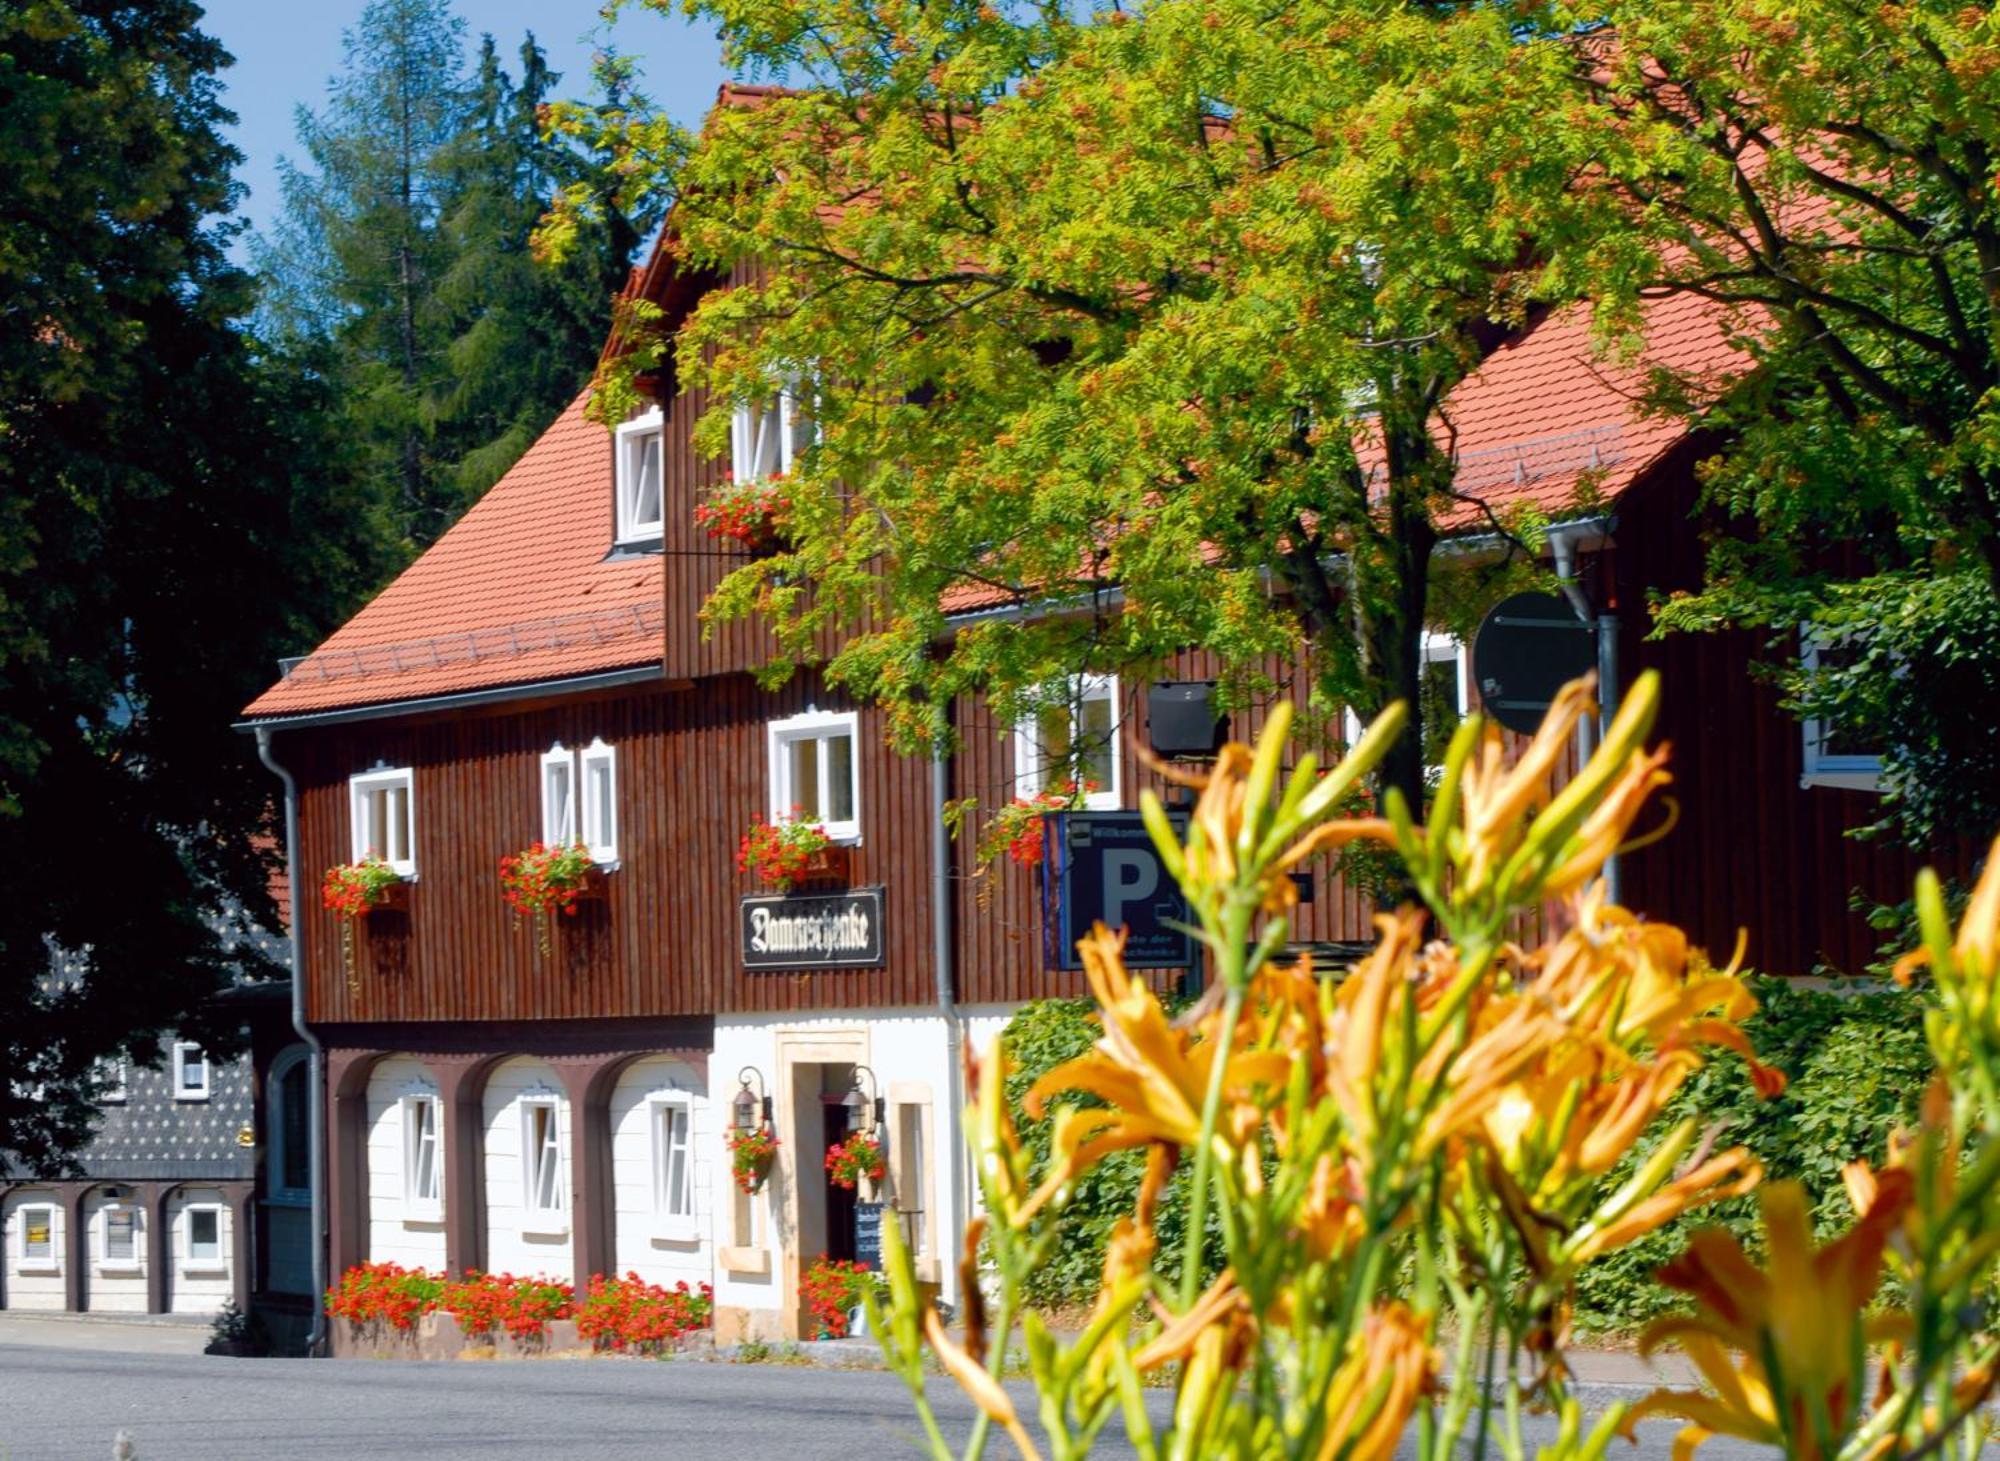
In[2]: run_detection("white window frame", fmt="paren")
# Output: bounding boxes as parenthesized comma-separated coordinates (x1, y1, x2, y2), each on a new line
(18, 1202, 59, 1273)
(399, 1090, 444, 1222)
(1342, 634, 1469, 762)
(614, 409, 666, 546)
(648, 1092, 698, 1241)
(541, 742, 577, 846)
(181, 1203, 226, 1275)
(579, 738, 619, 864)
(97, 1202, 142, 1274)
(730, 385, 805, 483)
(767, 708, 862, 844)
(97, 1058, 127, 1104)
(348, 765, 416, 877)
(1015, 675, 1122, 811)
(171, 1042, 210, 1102)
(520, 1095, 568, 1235)
(1798, 633, 1883, 792)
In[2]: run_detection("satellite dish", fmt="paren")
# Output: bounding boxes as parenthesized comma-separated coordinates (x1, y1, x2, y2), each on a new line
(1471, 592, 1594, 735)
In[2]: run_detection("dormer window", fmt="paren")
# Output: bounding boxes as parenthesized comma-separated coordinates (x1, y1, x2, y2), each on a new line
(615, 409, 665, 546)
(731, 387, 805, 483)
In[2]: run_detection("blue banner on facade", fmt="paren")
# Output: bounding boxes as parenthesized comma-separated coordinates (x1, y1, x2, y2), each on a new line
(1043, 811, 1197, 971)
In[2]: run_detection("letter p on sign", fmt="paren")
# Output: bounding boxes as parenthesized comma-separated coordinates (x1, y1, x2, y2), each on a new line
(1102, 849, 1159, 931)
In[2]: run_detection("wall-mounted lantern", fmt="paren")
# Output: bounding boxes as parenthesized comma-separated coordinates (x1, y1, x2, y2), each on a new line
(734, 1065, 773, 1133)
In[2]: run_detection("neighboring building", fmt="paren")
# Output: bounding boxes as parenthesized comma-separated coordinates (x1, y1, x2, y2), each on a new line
(237, 92, 1966, 1344)
(0, 919, 317, 1329)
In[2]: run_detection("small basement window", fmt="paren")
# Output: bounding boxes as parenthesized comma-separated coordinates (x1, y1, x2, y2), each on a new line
(1016, 676, 1121, 811)
(172, 1042, 210, 1102)
(650, 1093, 696, 1239)
(401, 1092, 443, 1221)
(19, 1203, 58, 1272)
(349, 766, 416, 876)
(183, 1205, 224, 1272)
(768, 709, 860, 843)
(615, 410, 665, 546)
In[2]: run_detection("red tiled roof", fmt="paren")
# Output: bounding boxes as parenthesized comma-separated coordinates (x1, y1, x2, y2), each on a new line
(1430, 290, 1753, 529)
(242, 390, 662, 721)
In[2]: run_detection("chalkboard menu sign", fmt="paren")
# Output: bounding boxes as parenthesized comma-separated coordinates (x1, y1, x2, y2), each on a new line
(854, 1201, 885, 1271)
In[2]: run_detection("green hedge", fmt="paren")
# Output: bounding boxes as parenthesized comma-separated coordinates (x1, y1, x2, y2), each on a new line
(1001, 977, 1931, 1330)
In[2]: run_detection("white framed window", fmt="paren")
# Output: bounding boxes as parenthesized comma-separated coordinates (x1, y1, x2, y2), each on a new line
(1341, 634, 1469, 772)
(893, 1100, 931, 1265)
(400, 1092, 443, 1221)
(541, 743, 576, 846)
(18, 1203, 58, 1272)
(649, 1093, 697, 1239)
(580, 739, 619, 864)
(1799, 634, 1883, 791)
(349, 765, 416, 876)
(521, 1096, 567, 1232)
(768, 708, 861, 844)
(1015, 675, 1122, 811)
(615, 409, 665, 545)
(730, 385, 807, 483)
(182, 1204, 225, 1273)
(96, 1058, 127, 1104)
(99, 1204, 142, 1273)
(172, 1042, 210, 1102)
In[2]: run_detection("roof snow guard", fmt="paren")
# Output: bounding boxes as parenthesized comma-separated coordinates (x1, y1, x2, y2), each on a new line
(277, 600, 667, 685)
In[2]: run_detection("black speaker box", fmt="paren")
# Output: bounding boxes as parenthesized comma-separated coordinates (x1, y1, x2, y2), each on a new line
(1148, 681, 1226, 758)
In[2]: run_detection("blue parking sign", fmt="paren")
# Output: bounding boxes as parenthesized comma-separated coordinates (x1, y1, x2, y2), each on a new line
(1045, 811, 1198, 971)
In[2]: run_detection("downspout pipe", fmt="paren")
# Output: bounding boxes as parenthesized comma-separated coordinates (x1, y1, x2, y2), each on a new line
(930, 738, 966, 1313)
(254, 726, 328, 1356)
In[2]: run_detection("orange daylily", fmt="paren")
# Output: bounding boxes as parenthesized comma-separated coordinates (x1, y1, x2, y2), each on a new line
(1628, 1178, 1914, 1461)
(1021, 925, 1292, 1219)
(1311, 1302, 1438, 1461)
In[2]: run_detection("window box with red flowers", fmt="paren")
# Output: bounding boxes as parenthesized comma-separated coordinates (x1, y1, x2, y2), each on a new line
(321, 856, 407, 986)
(499, 841, 604, 957)
(974, 779, 1096, 870)
(824, 1131, 885, 1195)
(693, 473, 787, 554)
(738, 813, 844, 892)
(724, 1125, 779, 1195)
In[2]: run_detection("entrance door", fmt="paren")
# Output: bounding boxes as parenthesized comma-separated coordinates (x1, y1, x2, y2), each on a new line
(821, 1101, 857, 1264)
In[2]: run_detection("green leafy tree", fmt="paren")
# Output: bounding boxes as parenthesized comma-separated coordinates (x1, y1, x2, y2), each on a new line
(431, 35, 658, 499)
(550, 0, 1613, 819)
(259, 2, 647, 548)
(1580, 0, 2000, 848)
(0, 0, 393, 1168)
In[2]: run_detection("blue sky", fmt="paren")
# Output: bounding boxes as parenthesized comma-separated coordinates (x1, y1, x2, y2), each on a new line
(198, 0, 731, 241)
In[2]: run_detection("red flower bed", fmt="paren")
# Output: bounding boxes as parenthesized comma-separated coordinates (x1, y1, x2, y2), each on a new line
(439, 1270, 574, 1340)
(800, 1255, 882, 1339)
(324, 1262, 444, 1332)
(323, 1265, 714, 1350)
(575, 1272, 715, 1353)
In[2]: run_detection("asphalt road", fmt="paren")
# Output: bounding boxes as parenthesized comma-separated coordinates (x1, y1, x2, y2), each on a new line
(0, 1342, 1769, 1461)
